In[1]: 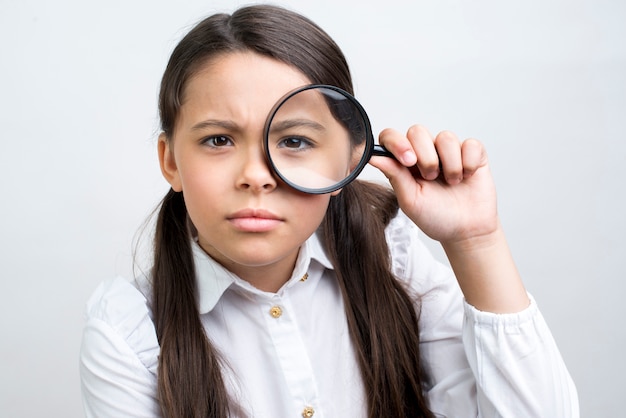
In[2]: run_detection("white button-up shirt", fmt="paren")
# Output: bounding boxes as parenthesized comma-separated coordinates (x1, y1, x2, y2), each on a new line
(80, 213, 579, 417)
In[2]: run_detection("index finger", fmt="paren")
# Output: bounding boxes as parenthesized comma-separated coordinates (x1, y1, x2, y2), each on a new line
(378, 127, 418, 166)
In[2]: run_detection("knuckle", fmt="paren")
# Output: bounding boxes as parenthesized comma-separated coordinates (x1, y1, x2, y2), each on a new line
(407, 124, 430, 140)
(436, 130, 458, 145)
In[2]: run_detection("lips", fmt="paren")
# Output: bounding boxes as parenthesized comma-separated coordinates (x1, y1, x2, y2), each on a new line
(227, 208, 283, 232)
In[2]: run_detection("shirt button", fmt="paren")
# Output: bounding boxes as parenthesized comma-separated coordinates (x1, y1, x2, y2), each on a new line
(302, 406, 315, 417)
(269, 305, 282, 318)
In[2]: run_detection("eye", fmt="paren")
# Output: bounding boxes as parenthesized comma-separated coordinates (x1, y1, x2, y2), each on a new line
(277, 136, 314, 151)
(202, 135, 233, 147)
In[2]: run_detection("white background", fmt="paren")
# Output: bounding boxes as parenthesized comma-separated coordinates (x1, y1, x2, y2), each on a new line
(1, 0, 624, 416)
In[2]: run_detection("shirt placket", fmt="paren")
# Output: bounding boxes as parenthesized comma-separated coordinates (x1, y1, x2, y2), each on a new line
(263, 293, 321, 417)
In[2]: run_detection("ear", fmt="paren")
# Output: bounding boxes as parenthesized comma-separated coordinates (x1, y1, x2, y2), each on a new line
(158, 133, 183, 192)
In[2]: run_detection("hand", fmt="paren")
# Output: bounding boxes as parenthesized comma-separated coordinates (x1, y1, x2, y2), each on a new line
(370, 124, 530, 313)
(369, 125, 498, 246)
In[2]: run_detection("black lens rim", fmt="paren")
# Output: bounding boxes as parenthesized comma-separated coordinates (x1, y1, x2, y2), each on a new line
(263, 84, 374, 194)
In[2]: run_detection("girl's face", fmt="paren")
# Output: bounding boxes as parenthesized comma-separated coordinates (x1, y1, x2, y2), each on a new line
(158, 52, 336, 291)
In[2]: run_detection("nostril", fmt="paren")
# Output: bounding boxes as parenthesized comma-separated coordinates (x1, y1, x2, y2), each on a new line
(235, 148, 279, 192)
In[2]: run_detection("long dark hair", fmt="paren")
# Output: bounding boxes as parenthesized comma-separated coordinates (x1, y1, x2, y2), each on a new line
(153, 5, 435, 417)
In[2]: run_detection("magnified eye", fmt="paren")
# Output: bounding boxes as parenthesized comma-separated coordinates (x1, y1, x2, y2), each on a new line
(278, 136, 314, 151)
(264, 85, 375, 194)
(202, 135, 232, 147)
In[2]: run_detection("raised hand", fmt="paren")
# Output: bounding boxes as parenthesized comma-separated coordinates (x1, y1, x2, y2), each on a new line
(370, 124, 529, 313)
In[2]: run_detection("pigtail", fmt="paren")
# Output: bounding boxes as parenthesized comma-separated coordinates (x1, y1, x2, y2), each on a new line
(152, 189, 230, 418)
(322, 180, 436, 418)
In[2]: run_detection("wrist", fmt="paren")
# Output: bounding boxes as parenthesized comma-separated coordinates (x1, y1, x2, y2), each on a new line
(442, 222, 530, 313)
(441, 220, 504, 256)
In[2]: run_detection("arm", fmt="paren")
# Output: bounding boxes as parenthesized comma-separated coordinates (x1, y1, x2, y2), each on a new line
(373, 125, 579, 415)
(79, 277, 161, 417)
(463, 295, 580, 417)
(370, 125, 528, 313)
(386, 212, 579, 417)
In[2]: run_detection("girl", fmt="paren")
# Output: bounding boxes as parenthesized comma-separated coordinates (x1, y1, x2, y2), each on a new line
(80, 5, 579, 418)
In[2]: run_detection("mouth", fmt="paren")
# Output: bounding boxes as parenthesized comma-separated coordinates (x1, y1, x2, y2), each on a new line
(227, 208, 283, 232)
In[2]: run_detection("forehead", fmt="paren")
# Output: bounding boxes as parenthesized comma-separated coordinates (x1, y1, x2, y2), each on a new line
(180, 52, 312, 117)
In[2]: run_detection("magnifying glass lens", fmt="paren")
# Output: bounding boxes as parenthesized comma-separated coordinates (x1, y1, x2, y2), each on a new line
(265, 86, 372, 194)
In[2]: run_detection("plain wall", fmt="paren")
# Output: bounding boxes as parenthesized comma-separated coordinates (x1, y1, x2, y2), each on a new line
(1, 0, 624, 416)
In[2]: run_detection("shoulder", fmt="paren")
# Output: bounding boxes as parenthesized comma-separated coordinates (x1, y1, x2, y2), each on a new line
(80, 277, 161, 416)
(385, 210, 440, 283)
(83, 276, 159, 375)
(385, 211, 464, 321)
(85, 276, 152, 327)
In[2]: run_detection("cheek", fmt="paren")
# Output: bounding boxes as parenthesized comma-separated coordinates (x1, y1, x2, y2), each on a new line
(176, 164, 227, 217)
(289, 193, 332, 225)
(177, 153, 229, 193)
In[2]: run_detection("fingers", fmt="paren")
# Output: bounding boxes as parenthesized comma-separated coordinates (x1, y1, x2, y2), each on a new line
(378, 127, 418, 167)
(408, 125, 441, 180)
(368, 128, 414, 185)
(377, 125, 487, 185)
(461, 138, 488, 178)
(434, 130, 462, 184)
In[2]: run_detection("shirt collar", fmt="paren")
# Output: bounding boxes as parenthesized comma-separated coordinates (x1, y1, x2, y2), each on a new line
(193, 231, 334, 314)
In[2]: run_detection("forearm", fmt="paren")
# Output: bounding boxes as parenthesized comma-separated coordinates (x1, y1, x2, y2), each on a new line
(442, 221, 529, 313)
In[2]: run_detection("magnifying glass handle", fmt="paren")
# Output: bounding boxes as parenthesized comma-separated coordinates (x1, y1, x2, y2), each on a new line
(372, 144, 396, 159)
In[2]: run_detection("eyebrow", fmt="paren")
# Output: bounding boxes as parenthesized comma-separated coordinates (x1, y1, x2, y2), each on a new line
(269, 118, 327, 134)
(190, 119, 239, 132)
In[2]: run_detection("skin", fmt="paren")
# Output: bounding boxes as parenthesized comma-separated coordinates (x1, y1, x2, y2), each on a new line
(160, 51, 529, 312)
(158, 52, 339, 292)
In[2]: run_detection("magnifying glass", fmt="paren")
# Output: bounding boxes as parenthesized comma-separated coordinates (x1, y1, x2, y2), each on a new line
(263, 84, 392, 194)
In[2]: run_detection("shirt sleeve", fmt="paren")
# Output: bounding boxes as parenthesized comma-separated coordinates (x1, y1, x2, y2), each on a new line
(463, 298, 579, 417)
(79, 277, 161, 418)
(385, 212, 579, 417)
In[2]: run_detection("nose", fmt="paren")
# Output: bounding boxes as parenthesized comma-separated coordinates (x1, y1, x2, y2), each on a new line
(236, 145, 277, 192)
